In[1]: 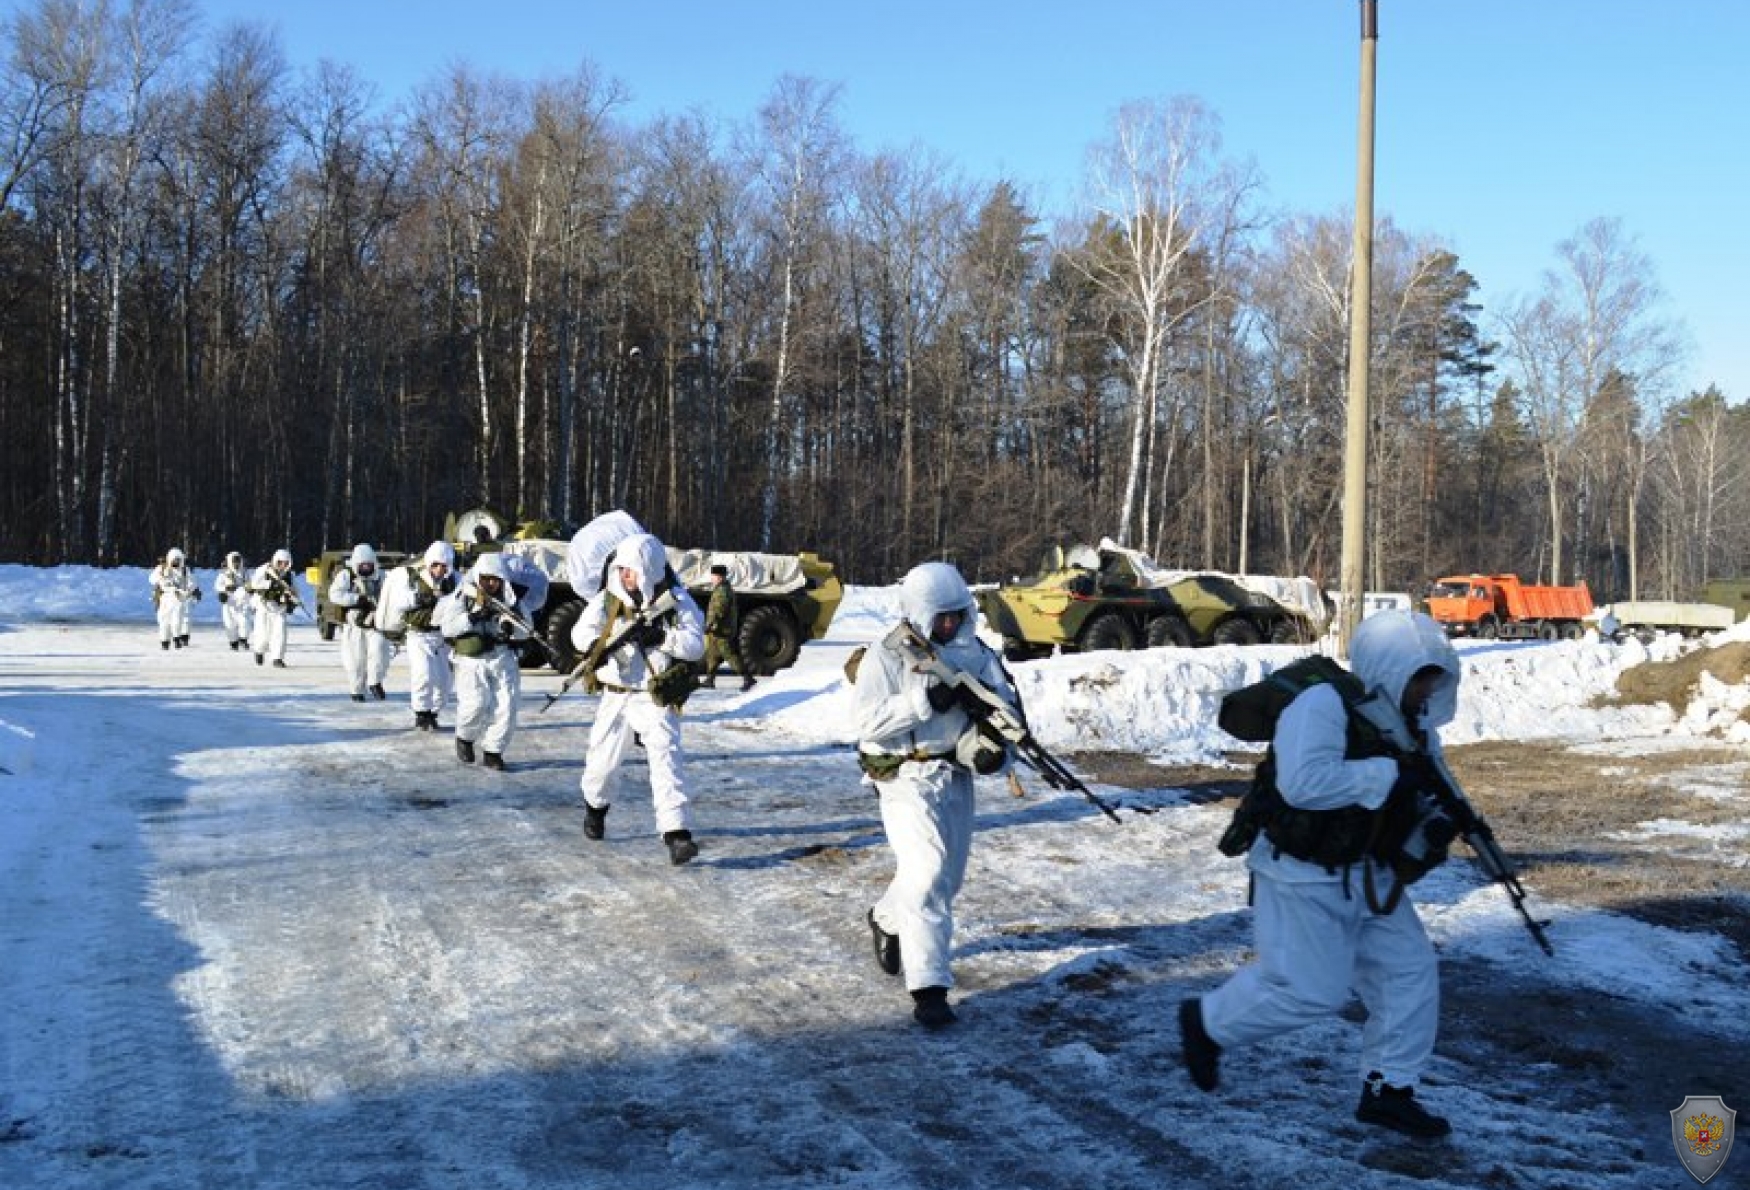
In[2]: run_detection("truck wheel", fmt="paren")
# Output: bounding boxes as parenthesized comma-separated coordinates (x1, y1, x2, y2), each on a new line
(1537, 620, 1559, 641)
(1146, 614, 1193, 648)
(1478, 614, 1500, 640)
(1211, 617, 1262, 646)
(1269, 617, 1307, 644)
(543, 598, 587, 673)
(1560, 621, 1585, 641)
(740, 604, 801, 675)
(1078, 613, 1138, 652)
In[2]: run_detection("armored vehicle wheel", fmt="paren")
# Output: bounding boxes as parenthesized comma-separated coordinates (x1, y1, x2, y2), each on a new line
(1269, 617, 1306, 644)
(543, 598, 587, 673)
(1210, 617, 1262, 646)
(1078, 612, 1138, 653)
(740, 603, 801, 675)
(1146, 614, 1193, 648)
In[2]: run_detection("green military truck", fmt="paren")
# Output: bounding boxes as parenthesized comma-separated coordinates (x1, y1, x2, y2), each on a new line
(310, 510, 844, 675)
(499, 536, 843, 675)
(304, 549, 410, 641)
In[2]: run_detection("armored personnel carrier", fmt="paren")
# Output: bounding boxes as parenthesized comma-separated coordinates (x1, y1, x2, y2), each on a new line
(976, 541, 1316, 660)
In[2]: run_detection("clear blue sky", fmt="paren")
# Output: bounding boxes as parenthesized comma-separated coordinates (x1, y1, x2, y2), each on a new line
(193, 0, 1749, 405)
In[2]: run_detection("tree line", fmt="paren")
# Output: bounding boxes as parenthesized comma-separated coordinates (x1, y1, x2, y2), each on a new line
(1, 0, 1744, 599)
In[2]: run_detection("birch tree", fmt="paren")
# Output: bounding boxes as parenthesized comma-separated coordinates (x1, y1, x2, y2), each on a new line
(746, 74, 841, 550)
(1074, 95, 1231, 547)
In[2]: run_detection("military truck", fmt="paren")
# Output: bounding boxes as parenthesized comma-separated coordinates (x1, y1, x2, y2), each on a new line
(304, 549, 410, 641)
(499, 536, 842, 675)
(1697, 579, 1750, 623)
(976, 541, 1316, 661)
(334, 510, 843, 674)
(1591, 600, 1735, 643)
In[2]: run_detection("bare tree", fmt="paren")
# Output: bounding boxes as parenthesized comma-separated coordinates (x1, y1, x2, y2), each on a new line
(1073, 95, 1232, 547)
(745, 74, 842, 550)
(1500, 217, 1685, 585)
(91, 0, 195, 562)
(408, 63, 515, 502)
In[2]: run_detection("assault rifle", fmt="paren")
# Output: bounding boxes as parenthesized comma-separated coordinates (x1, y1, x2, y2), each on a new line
(1344, 703, 1554, 952)
(262, 570, 312, 620)
(1422, 751, 1556, 957)
(886, 622, 1125, 824)
(475, 588, 560, 668)
(540, 588, 680, 712)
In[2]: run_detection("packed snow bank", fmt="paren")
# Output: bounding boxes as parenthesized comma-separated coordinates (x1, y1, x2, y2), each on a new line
(4, 563, 1743, 760)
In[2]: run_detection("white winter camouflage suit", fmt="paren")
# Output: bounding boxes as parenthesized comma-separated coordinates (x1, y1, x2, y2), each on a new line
(1201, 609, 1461, 1090)
(852, 562, 1019, 994)
(437, 553, 529, 756)
(380, 542, 456, 717)
(245, 551, 297, 663)
(149, 549, 199, 645)
(572, 533, 706, 836)
(330, 544, 393, 698)
(214, 554, 251, 646)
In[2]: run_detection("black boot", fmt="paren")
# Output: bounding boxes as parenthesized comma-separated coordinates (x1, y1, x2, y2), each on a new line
(867, 909, 901, 976)
(351, 693, 367, 703)
(161, 640, 171, 651)
(1179, 998, 1221, 1092)
(663, 829, 699, 865)
(1356, 1073, 1452, 1139)
(272, 659, 287, 669)
(582, 802, 608, 841)
(455, 738, 475, 764)
(740, 676, 756, 692)
(369, 683, 386, 700)
(910, 986, 956, 1029)
(177, 635, 190, 648)
(700, 676, 716, 689)
(255, 652, 264, 665)
(481, 751, 505, 771)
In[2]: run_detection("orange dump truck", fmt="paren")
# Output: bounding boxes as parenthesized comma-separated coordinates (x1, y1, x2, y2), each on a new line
(1425, 574, 1593, 640)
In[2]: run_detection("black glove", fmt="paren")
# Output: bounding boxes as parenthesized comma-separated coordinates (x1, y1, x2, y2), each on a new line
(926, 681, 960, 714)
(1389, 753, 1440, 804)
(628, 620, 667, 648)
(498, 616, 521, 638)
(1422, 812, 1459, 852)
(414, 589, 437, 611)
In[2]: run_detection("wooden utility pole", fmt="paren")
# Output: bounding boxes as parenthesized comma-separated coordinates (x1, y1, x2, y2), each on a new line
(1339, 0, 1379, 657)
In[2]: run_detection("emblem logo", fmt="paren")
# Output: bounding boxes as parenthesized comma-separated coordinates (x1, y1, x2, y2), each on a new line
(1672, 1096, 1736, 1184)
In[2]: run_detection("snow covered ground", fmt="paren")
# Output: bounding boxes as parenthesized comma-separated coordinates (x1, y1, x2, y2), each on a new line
(0, 564, 1745, 1188)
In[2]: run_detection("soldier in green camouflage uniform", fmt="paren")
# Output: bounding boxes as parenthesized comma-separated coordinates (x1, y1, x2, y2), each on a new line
(700, 564, 755, 692)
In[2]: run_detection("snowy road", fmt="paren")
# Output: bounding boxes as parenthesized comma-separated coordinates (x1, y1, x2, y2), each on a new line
(1, 617, 1745, 1188)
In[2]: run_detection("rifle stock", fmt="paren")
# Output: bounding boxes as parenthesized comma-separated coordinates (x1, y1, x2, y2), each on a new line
(885, 622, 1125, 824)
